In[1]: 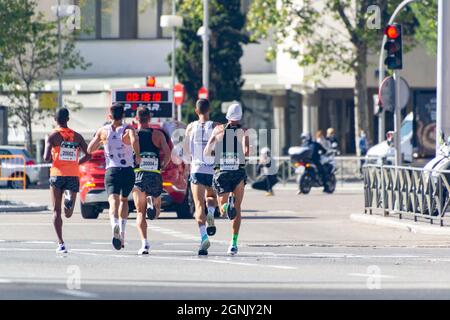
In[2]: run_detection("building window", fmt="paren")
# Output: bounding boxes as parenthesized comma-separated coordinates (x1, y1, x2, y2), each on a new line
(138, 0, 158, 38)
(100, 0, 120, 38)
(77, 0, 97, 39)
(161, 0, 173, 38)
(76, 0, 171, 40)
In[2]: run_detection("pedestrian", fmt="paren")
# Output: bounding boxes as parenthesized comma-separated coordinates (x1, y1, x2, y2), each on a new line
(183, 99, 220, 256)
(251, 147, 278, 196)
(326, 128, 339, 154)
(316, 130, 331, 150)
(87, 103, 141, 251)
(359, 130, 368, 174)
(204, 102, 249, 256)
(44, 108, 91, 253)
(132, 107, 170, 255)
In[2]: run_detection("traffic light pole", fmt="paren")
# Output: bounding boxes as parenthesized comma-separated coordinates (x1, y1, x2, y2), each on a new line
(436, 0, 450, 152)
(394, 71, 402, 166)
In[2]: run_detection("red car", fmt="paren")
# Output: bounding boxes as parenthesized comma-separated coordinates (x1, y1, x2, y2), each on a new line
(79, 122, 194, 219)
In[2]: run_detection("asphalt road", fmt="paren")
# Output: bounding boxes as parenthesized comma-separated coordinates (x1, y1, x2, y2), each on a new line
(2, 184, 450, 300)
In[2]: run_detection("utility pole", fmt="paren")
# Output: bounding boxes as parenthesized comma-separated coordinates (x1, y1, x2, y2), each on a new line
(393, 71, 402, 166)
(57, 0, 63, 110)
(436, 0, 450, 152)
(202, 0, 209, 90)
(172, 0, 176, 120)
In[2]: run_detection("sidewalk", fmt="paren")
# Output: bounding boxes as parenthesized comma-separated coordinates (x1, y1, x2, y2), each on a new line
(350, 213, 450, 236)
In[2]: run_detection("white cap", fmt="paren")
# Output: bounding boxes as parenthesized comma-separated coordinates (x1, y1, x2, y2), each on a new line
(226, 102, 243, 121)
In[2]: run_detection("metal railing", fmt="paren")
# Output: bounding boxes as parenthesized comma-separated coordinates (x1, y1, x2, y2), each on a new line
(0, 155, 27, 190)
(246, 156, 367, 185)
(363, 164, 450, 226)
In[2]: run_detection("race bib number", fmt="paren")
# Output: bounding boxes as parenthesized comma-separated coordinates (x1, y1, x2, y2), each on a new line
(59, 142, 78, 162)
(220, 153, 239, 171)
(140, 152, 159, 171)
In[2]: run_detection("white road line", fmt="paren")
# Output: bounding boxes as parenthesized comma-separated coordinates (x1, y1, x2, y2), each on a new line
(347, 273, 397, 279)
(23, 241, 54, 244)
(90, 242, 111, 245)
(0, 279, 13, 283)
(56, 289, 99, 299)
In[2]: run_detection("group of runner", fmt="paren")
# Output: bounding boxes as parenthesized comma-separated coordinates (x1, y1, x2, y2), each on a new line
(44, 99, 248, 256)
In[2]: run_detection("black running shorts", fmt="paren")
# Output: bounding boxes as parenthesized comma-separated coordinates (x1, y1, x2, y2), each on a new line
(212, 169, 247, 195)
(105, 167, 135, 197)
(134, 171, 163, 197)
(49, 176, 80, 193)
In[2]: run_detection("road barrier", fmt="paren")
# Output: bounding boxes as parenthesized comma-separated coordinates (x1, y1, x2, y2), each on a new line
(363, 164, 450, 226)
(0, 155, 28, 190)
(246, 156, 367, 185)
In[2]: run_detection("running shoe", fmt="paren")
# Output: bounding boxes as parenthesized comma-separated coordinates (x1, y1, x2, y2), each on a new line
(56, 243, 67, 254)
(227, 244, 238, 256)
(206, 211, 216, 236)
(138, 244, 150, 255)
(227, 196, 237, 220)
(198, 235, 210, 256)
(112, 224, 122, 250)
(146, 196, 156, 220)
(63, 190, 73, 210)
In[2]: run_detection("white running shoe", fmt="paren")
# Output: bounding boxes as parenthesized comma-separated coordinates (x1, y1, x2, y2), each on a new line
(112, 225, 121, 250)
(56, 243, 67, 254)
(206, 211, 216, 236)
(138, 245, 150, 255)
(227, 244, 238, 256)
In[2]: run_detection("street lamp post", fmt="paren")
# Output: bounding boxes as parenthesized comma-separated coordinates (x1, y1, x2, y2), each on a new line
(161, 4, 183, 121)
(57, 0, 63, 110)
(202, 0, 209, 90)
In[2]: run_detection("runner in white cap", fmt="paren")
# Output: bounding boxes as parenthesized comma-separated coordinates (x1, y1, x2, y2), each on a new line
(183, 99, 220, 256)
(204, 102, 249, 255)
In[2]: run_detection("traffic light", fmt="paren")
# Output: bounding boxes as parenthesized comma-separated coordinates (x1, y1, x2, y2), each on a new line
(146, 76, 156, 87)
(384, 24, 403, 70)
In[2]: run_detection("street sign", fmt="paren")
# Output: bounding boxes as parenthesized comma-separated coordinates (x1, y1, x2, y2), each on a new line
(39, 92, 58, 110)
(378, 76, 410, 112)
(173, 83, 185, 106)
(112, 88, 173, 118)
(198, 87, 208, 100)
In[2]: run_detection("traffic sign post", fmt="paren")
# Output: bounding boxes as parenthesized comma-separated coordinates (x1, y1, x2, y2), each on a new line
(198, 87, 209, 100)
(174, 83, 185, 122)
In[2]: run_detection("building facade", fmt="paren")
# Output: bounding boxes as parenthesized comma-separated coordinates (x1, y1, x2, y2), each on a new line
(5, 0, 437, 156)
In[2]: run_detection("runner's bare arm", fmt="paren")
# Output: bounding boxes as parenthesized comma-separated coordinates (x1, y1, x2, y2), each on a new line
(182, 123, 192, 163)
(204, 126, 222, 158)
(43, 133, 56, 162)
(128, 128, 141, 164)
(76, 133, 91, 165)
(155, 131, 171, 170)
(87, 129, 103, 154)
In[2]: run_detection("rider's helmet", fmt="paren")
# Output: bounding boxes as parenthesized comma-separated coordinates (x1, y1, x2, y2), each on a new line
(300, 132, 312, 145)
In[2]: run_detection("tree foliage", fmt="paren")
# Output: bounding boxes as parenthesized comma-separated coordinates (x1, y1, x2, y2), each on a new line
(173, 0, 249, 122)
(412, 0, 437, 55)
(0, 0, 89, 153)
(247, 0, 420, 151)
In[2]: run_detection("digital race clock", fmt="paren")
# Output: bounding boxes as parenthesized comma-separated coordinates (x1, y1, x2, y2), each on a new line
(112, 88, 173, 118)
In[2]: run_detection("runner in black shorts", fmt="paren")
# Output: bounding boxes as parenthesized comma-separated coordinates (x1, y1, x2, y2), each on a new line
(88, 104, 141, 250)
(132, 107, 170, 255)
(204, 103, 249, 256)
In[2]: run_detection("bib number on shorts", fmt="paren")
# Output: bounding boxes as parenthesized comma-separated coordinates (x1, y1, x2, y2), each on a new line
(140, 152, 159, 171)
(220, 153, 239, 171)
(59, 142, 78, 161)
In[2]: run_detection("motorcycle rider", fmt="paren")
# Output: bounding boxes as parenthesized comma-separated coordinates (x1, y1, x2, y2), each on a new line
(300, 133, 328, 188)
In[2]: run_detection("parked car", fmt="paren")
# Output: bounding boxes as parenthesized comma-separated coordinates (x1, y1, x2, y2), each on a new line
(79, 122, 194, 219)
(0, 146, 40, 189)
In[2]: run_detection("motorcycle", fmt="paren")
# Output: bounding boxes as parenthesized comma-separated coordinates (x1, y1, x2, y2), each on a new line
(288, 146, 337, 194)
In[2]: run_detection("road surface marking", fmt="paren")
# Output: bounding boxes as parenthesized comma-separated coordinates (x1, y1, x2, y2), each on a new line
(23, 241, 54, 244)
(0, 279, 13, 283)
(348, 273, 396, 279)
(56, 289, 99, 299)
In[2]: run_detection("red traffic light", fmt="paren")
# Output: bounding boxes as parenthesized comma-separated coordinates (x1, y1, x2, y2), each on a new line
(385, 25, 400, 39)
(146, 76, 156, 87)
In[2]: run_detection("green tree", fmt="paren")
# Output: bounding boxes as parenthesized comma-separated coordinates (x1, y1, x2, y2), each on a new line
(247, 0, 419, 153)
(412, 0, 437, 55)
(0, 0, 89, 153)
(173, 0, 249, 122)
